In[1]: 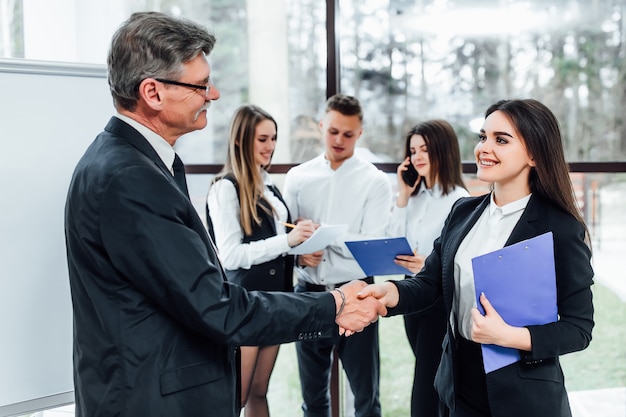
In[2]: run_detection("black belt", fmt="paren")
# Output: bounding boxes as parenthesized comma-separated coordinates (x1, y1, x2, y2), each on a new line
(300, 276, 374, 292)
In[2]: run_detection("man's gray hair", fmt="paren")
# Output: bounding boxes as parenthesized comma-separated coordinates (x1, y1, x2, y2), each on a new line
(108, 11, 216, 111)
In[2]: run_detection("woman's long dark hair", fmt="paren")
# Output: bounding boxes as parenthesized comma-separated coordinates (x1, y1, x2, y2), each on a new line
(404, 119, 466, 195)
(485, 99, 589, 239)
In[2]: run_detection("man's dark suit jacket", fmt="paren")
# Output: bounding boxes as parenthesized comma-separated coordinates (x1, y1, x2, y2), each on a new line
(65, 117, 336, 417)
(389, 193, 594, 417)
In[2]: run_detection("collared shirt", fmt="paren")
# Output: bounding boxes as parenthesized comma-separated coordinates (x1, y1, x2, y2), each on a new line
(207, 171, 290, 270)
(387, 182, 469, 257)
(115, 113, 175, 173)
(283, 153, 392, 286)
(453, 192, 531, 339)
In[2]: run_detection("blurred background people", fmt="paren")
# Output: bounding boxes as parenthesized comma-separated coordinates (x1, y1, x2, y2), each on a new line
(387, 120, 468, 417)
(284, 94, 392, 417)
(207, 104, 317, 417)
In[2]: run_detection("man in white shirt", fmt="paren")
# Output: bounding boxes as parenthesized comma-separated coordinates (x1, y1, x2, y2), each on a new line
(284, 94, 392, 417)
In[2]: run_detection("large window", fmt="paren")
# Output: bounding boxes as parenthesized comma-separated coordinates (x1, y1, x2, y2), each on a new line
(2, 0, 626, 164)
(338, 0, 626, 163)
(0, 0, 329, 165)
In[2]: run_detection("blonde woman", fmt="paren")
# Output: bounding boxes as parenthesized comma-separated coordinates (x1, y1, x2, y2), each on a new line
(207, 104, 316, 417)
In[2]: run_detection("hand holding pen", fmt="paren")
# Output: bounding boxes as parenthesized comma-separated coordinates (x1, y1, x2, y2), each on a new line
(283, 219, 318, 248)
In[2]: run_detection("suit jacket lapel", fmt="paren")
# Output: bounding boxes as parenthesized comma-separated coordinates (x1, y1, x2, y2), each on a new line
(104, 117, 173, 180)
(103, 117, 223, 271)
(505, 193, 541, 246)
(441, 193, 491, 314)
(444, 194, 490, 265)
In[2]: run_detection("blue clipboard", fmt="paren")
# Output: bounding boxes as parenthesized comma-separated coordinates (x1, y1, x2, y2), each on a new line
(471, 232, 557, 373)
(345, 237, 414, 276)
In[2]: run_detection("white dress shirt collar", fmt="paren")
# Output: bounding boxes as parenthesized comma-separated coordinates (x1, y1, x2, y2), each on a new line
(322, 152, 360, 171)
(114, 113, 176, 173)
(488, 192, 531, 217)
(453, 192, 532, 339)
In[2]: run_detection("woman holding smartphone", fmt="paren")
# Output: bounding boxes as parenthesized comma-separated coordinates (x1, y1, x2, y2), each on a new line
(387, 120, 468, 417)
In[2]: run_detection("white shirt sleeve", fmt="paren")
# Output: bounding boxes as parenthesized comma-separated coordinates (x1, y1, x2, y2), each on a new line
(341, 171, 392, 242)
(207, 179, 290, 270)
(282, 169, 300, 221)
(387, 203, 409, 238)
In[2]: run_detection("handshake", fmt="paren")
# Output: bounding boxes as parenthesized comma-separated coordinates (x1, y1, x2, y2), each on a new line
(331, 280, 398, 336)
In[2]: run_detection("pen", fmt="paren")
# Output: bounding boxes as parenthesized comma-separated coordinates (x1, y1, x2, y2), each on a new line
(281, 222, 297, 229)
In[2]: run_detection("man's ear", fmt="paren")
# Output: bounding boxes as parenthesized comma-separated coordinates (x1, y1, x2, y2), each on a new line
(137, 78, 163, 110)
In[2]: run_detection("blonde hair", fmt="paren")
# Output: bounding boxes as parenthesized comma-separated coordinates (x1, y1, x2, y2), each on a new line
(214, 104, 277, 235)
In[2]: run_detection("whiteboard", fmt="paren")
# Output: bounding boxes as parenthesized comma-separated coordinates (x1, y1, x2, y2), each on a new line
(0, 59, 111, 416)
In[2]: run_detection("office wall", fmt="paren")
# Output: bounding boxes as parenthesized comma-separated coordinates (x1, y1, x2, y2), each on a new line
(0, 59, 110, 416)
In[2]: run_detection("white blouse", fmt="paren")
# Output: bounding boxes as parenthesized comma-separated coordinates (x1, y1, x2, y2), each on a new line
(207, 171, 291, 270)
(453, 193, 531, 339)
(387, 182, 469, 257)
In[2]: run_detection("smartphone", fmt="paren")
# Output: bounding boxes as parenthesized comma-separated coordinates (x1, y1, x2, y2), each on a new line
(401, 162, 419, 186)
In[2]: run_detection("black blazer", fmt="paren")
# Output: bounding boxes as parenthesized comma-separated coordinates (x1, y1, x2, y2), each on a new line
(65, 117, 336, 417)
(390, 193, 594, 417)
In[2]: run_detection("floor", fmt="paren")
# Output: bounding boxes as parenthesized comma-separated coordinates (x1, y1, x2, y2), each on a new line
(31, 387, 626, 417)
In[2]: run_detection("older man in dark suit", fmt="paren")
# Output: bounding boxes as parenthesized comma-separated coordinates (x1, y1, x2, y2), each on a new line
(64, 12, 384, 417)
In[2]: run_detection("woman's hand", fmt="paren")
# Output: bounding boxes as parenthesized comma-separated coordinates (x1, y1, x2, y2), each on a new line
(471, 292, 532, 350)
(357, 281, 400, 309)
(396, 157, 420, 208)
(393, 252, 426, 274)
(286, 219, 317, 247)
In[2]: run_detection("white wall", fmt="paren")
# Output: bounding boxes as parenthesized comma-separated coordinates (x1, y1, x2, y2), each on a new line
(0, 59, 110, 417)
(22, 0, 126, 64)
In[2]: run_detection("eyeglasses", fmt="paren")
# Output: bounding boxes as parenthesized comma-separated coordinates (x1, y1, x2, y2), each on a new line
(155, 78, 211, 98)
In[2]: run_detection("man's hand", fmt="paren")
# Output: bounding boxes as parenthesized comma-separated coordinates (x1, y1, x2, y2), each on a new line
(333, 280, 387, 335)
(298, 250, 324, 267)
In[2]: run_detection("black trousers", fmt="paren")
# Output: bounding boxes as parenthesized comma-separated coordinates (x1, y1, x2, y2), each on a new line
(295, 280, 381, 417)
(403, 296, 447, 417)
(454, 337, 490, 417)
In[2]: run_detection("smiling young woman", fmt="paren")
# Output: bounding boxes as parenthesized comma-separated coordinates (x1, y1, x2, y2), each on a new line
(206, 104, 317, 417)
(361, 98, 593, 417)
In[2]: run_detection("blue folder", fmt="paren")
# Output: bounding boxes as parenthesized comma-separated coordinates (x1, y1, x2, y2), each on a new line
(345, 237, 414, 276)
(471, 232, 557, 373)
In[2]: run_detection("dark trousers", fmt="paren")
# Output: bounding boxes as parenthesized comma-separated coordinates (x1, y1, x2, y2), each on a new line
(451, 403, 490, 417)
(454, 337, 490, 417)
(295, 281, 381, 417)
(403, 297, 447, 417)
